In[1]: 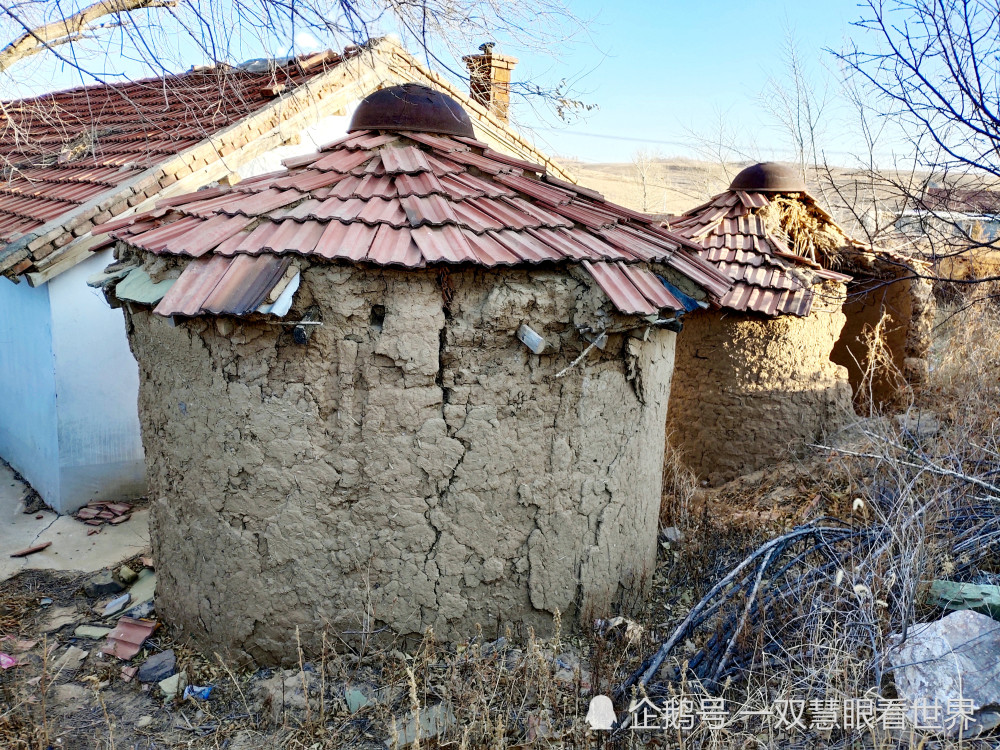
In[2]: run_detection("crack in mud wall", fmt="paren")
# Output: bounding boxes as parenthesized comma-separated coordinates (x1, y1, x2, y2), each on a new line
(125, 264, 675, 664)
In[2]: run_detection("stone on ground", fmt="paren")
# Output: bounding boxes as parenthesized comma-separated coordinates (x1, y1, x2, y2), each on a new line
(139, 649, 176, 683)
(83, 569, 123, 598)
(889, 609, 1000, 737)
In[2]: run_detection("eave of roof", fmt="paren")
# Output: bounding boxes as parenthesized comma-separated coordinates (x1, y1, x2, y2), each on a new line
(102, 129, 731, 318)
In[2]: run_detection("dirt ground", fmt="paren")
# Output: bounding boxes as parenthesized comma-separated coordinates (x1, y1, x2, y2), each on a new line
(0, 441, 864, 750)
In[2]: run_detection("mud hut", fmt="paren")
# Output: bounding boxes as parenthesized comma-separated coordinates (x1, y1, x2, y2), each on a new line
(665, 163, 932, 485)
(98, 84, 731, 662)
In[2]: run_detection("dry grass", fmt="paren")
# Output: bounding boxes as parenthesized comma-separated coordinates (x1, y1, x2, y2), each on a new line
(758, 195, 851, 266)
(618, 299, 1000, 748)
(3, 301, 1000, 749)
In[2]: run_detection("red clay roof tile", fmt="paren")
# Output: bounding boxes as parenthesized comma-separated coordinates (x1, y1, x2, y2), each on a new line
(0, 56, 338, 248)
(668, 189, 855, 317)
(108, 129, 732, 316)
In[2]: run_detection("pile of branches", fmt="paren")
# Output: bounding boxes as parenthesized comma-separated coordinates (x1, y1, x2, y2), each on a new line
(618, 431, 1000, 706)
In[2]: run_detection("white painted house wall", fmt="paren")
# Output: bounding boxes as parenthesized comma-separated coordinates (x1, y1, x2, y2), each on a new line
(49, 249, 146, 512)
(236, 110, 355, 180)
(0, 277, 60, 504)
(0, 248, 146, 514)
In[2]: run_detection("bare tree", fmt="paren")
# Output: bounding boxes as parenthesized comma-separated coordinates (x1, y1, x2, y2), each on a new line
(0, 0, 178, 73)
(835, 0, 1000, 279)
(683, 105, 762, 185)
(0, 0, 584, 104)
(761, 25, 833, 200)
(631, 147, 661, 213)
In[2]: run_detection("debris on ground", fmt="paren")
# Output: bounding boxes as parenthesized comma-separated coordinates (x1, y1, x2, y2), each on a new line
(9, 541, 52, 558)
(74, 625, 111, 639)
(20, 489, 47, 515)
(387, 703, 457, 747)
(158, 671, 187, 698)
(255, 668, 324, 725)
(52, 645, 88, 674)
(927, 579, 1000, 620)
(74, 500, 133, 528)
(42, 605, 78, 633)
(102, 616, 158, 659)
(83, 569, 124, 598)
(103, 592, 131, 616)
(889, 609, 1000, 737)
(138, 649, 176, 682)
(183, 684, 213, 700)
(118, 567, 155, 615)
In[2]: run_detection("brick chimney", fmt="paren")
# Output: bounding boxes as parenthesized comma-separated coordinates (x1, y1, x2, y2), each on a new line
(463, 43, 518, 122)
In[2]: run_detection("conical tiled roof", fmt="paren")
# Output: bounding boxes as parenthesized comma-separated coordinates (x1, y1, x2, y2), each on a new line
(668, 189, 851, 317)
(101, 125, 731, 318)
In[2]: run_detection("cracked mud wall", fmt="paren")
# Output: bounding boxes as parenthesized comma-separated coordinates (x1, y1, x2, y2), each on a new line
(666, 284, 853, 486)
(124, 264, 675, 664)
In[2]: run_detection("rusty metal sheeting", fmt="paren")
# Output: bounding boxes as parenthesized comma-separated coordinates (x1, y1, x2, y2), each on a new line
(668, 189, 855, 318)
(110, 129, 733, 317)
(0, 56, 335, 246)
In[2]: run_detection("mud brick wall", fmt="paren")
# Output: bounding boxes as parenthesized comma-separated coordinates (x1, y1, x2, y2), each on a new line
(125, 264, 676, 664)
(666, 283, 853, 486)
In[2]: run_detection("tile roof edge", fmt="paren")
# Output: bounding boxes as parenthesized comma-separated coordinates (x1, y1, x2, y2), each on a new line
(0, 47, 347, 108)
(9, 52, 389, 285)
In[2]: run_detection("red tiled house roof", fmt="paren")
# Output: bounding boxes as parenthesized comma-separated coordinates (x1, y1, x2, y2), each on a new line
(0, 38, 577, 285)
(668, 189, 851, 317)
(0, 50, 351, 281)
(101, 125, 732, 318)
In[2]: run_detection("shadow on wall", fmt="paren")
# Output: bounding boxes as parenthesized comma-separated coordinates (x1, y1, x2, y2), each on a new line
(833, 277, 929, 413)
(667, 382, 857, 487)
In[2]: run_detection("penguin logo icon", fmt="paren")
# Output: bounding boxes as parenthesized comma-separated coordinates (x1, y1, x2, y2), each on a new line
(586, 695, 617, 730)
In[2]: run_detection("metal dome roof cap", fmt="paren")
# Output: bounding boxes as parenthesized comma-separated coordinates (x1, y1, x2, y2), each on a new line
(348, 83, 476, 138)
(729, 162, 806, 193)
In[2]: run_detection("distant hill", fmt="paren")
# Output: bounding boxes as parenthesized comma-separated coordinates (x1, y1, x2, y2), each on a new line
(562, 157, 917, 243)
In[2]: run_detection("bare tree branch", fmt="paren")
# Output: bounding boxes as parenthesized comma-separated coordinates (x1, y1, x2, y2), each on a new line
(0, 0, 176, 73)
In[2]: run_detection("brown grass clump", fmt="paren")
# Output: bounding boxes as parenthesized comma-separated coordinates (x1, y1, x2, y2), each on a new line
(758, 195, 851, 266)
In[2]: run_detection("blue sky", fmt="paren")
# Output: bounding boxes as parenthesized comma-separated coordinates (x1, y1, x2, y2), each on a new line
(505, 0, 868, 162)
(1, 0, 878, 165)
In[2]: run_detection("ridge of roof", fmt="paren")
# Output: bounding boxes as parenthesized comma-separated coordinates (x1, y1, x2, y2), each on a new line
(102, 129, 732, 318)
(0, 38, 578, 286)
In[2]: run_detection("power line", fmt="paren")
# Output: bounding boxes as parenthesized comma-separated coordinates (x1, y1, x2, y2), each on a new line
(534, 126, 906, 164)
(534, 127, 690, 148)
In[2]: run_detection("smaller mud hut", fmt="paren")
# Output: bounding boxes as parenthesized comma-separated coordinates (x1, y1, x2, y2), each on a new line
(665, 163, 932, 485)
(97, 84, 731, 663)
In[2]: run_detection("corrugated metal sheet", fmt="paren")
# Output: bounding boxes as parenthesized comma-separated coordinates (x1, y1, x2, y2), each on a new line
(108, 128, 734, 317)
